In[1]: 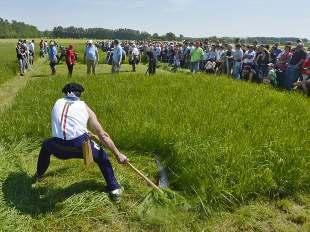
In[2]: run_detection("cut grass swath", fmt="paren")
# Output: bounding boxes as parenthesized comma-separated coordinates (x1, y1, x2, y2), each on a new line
(89, 132, 164, 194)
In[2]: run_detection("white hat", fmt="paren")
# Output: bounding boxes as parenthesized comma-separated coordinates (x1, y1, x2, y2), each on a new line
(88, 40, 93, 44)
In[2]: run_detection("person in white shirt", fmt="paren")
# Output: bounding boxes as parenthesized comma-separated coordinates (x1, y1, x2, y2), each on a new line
(130, 44, 140, 72)
(243, 45, 256, 65)
(34, 83, 128, 200)
(28, 40, 35, 65)
(155, 44, 161, 60)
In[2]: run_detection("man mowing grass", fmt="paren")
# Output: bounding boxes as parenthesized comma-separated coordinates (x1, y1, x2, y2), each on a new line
(33, 82, 128, 200)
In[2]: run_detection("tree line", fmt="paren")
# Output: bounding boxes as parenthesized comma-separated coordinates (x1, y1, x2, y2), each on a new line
(0, 18, 40, 38)
(0, 18, 308, 45)
(41, 26, 184, 41)
(47, 26, 309, 44)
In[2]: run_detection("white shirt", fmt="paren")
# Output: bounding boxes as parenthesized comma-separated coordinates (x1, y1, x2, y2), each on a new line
(216, 49, 224, 61)
(51, 98, 89, 140)
(132, 47, 140, 56)
(155, 46, 161, 56)
(243, 50, 256, 64)
(28, 42, 34, 52)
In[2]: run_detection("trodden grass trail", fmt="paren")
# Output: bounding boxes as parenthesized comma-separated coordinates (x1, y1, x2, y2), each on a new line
(1, 42, 310, 231)
(0, 58, 46, 112)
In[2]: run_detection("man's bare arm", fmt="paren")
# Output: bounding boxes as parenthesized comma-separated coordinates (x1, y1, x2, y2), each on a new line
(86, 105, 128, 164)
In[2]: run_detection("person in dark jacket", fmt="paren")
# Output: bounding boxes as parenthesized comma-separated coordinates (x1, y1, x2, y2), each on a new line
(146, 46, 157, 75)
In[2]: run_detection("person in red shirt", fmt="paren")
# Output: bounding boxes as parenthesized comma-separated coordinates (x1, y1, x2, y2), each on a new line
(300, 48, 310, 95)
(66, 45, 76, 77)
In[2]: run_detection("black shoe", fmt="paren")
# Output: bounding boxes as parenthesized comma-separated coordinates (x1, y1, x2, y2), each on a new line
(32, 173, 43, 183)
(109, 188, 122, 202)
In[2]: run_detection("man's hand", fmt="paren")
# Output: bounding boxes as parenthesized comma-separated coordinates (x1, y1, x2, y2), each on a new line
(116, 153, 128, 164)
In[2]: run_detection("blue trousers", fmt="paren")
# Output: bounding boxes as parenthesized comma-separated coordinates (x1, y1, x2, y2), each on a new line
(233, 61, 241, 80)
(36, 133, 120, 191)
(190, 61, 200, 73)
(285, 65, 299, 90)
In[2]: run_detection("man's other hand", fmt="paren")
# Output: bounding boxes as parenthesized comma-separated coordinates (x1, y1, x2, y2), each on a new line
(116, 153, 128, 164)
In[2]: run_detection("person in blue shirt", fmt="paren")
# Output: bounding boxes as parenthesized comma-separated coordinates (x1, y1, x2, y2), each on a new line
(48, 41, 58, 75)
(270, 43, 282, 64)
(112, 39, 123, 73)
(84, 40, 99, 75)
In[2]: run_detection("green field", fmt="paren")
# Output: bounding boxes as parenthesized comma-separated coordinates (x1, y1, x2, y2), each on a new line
(0, 40, 19, 85)
(1, 39, 310, 231)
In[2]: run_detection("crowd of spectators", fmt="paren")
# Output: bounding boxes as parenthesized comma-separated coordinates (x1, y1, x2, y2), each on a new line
(20, 38, 310, 95)
(99, 39, 310, 94)
(15, 39, 35, 76)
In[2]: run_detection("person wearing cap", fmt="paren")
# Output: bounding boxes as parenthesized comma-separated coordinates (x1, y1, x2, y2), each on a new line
(48, 41, 58, 75)
(34, 82, 128, 199)
(112, 39, 123, 73)
(266, 63, 278, 86)
(84, 40, 99, 75)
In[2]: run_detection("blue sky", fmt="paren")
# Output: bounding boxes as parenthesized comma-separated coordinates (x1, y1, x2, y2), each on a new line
(0, 0, 309, 38)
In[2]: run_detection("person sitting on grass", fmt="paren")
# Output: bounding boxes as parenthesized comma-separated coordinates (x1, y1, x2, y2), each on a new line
(33, 83, 128, 200)
(263, 63, 278, 86)
(241, 64, 257, 82)
(204, 45, 217, 73)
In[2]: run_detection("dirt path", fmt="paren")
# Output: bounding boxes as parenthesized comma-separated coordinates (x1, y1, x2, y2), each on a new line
(0, 58, 46, 113)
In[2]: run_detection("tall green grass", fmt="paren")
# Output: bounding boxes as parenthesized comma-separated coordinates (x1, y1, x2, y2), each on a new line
(0, 40, 18, 85)
(1, 69, 310, 215)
